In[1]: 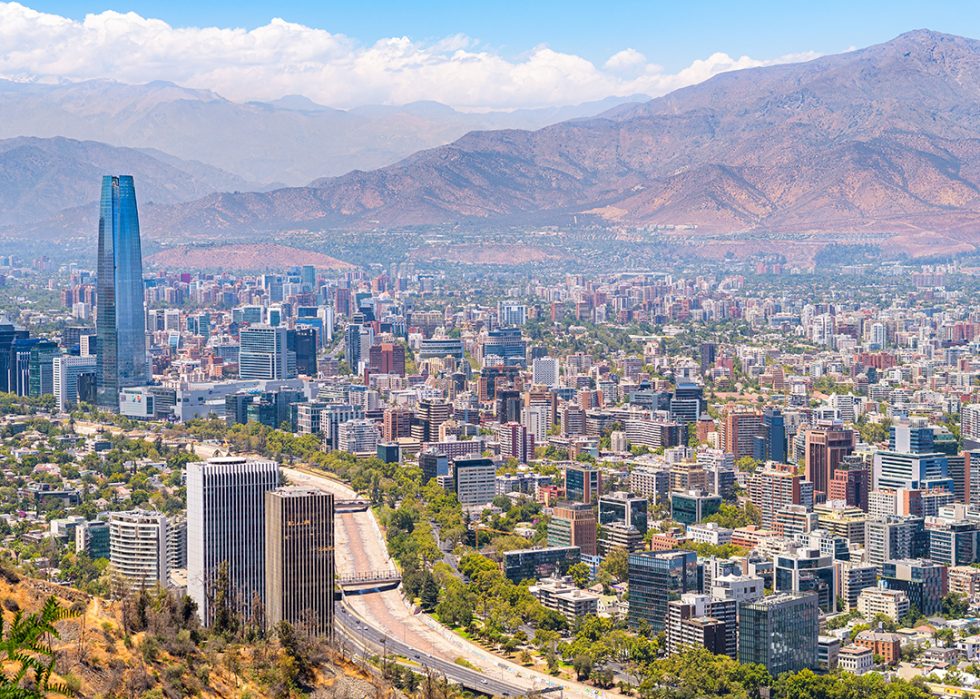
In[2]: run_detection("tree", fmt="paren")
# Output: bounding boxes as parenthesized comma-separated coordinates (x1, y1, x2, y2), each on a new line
(943, 592, 970, 620)
(0, 595, 80, 699)
(573, 654, 593, 680)
(601, 547, 629, 581)
(420, 576, 440, 612)
(568, 563, 591, 589)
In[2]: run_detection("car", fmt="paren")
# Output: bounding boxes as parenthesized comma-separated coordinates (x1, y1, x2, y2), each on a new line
(414, 654, 420, 658)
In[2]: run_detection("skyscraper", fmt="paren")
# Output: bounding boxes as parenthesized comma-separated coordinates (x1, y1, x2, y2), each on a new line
(0, 315, 28, 393)
(187, 457, 280, 624)
(96, 175, 147, 410)
(240, 325, 296, 380)
(265, 488, 334, 638)
(805, 421, 855, 497)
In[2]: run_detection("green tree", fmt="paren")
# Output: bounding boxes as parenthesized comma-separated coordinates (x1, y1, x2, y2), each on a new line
(0, 595, 80, 699)
(568, 563, 591, 589)
(601, 547, 629, 581)
(943, 592, 970, 620)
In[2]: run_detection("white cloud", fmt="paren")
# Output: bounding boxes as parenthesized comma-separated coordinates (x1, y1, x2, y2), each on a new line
(0, 2, 821, 109)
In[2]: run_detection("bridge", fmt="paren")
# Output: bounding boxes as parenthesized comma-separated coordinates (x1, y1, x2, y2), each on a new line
(336, 570, 402, 589)
(334, 498, 370, 512)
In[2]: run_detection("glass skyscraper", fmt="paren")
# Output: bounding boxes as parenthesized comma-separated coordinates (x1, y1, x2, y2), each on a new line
(96, 176, 148, 410)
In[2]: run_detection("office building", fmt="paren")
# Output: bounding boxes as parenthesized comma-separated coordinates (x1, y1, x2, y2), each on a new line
(838, 646, 874, 676)
(670, 490, 722, 525)
(240, 325, 296, 380)
(413, 399, 451, 443)
(880, 559, 948, 616)
(108, 510, 168, 593)
(75, 519, 110, 560)
(929, 521, 980, 566)
(873, 450, 953, 493)
(628, 550, 698, 632)
(291, 326, 318, 377)
(532, 357, 560, 387)
(548, 502, 598, 557)
(804, 422, 855, 498)
(0, 315, 28, 393)
(482, 327, 527, 367)
(565, 464, 601, 504)
(497, 300, 528, 327)
(828, 458, 870, 512)
(265, 488, 334, 638)
(419, 448, 450, 484)
(774, 548, 836, 612)
(529, 577, 600, 624)
(671, 383, 705, 425)
(502, 547, 580, 583)
(853, 631, 902, 666)
(187, 457, 280, 624)
(96, 175, 148, 410)
(629, 468, 670, 505)
(667, 593, 737, 658)
(598, 491, 648, 535)
(53, 354, 97, 411)
(738, 592, 819, 675)
(761, 408, 787, 463)
(453, 455, 496, 507)
(368, 342, 406, 377)
(28, 340, 58, 398)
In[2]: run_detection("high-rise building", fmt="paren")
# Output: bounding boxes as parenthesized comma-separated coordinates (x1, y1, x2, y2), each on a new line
(0, 315, 28, 393)
(671, 383, 705, 425)
(738, 592, 819, 675)
(532, 357, 560, 387)
(628, 550, 698, 632)
(187, 457, 280, 624)
(667, 593, 737, 658)
(412, 399, 451, 443)
(240, 325, 296, 380)
(498, 422, 535, 464)
(828, 458, 870, 512)
(265, 488, 334, 638)
(452, 455, 496, 507)
(761, 408, 786, 463)
(28, 340, 58, 398)
(548, 502, 598, 557)
(96, 175, 148, 410)
(109, 510, 168, 593)
(598, 491, 649, 536)
(774, 548, 837, 612)
(746, 465, 803, 530)
(337, 419, 380, 454)
(368, 343, 406, 377)
(699, 343, 716, 374)
(53, 355, 97, 411)
(864, 516, 928, 572)
(880, 559, 948, 616)
(419, 448, 450, 484)
(670, 491, 722, 525)
(805, 422, 855, 498)
(722, 411, 762, 459)
(565, 464, 601, 504)
(291, 326, 318, 377)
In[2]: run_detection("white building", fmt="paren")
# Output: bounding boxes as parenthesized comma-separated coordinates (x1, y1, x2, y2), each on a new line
(856, 587, 910, 621)
(710, 574, 765, 604)
(688, 522, 733, 546)
(338, 419, 380, 454)
(838, 646, 874, 675)
(522, 405, 551, 443)
(498, 301, 528, 327)
(187, 457, 280, 623)
(532, 357, 560, 387)
(53, 354, 96, 411)
(109, 510, 168, 593)
(453, 456, 496, 507)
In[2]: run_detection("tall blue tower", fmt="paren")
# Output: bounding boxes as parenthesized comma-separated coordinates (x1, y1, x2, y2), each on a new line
(96, 175, 147, 410)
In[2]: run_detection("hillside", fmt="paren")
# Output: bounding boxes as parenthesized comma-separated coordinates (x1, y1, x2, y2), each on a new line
(0, 79, 649, 185)
(145, 243, 354, 271)
(0, 136, 266, 227)
(0, 568, 390, 699)
(120, 30, 980, 240)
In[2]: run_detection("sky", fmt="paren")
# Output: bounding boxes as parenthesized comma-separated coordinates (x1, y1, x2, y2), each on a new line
(3, 0, 980, 109)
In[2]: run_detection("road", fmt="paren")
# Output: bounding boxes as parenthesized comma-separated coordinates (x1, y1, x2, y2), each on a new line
(335, 599, 519, 697)
(283, 466, 616, 699)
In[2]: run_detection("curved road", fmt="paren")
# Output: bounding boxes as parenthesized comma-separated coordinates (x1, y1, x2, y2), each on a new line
(283, 466, 616, 699)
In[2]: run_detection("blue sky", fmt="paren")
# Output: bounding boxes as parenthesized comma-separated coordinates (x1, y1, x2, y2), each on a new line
(3, 0, 980, 108)
(21, 0, 980, 71)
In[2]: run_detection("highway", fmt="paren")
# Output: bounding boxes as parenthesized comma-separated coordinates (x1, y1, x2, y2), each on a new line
(284, 466, 615, 699)
(335, 599, 520, 697)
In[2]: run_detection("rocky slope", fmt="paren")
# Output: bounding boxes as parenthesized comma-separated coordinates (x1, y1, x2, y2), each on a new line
(131, 30, 980, 239)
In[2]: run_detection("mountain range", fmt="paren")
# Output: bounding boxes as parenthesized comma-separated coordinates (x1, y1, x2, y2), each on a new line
(117, 29, 980, 241)
(7, 29, 980, 244)
(0, 79, 649, 186)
